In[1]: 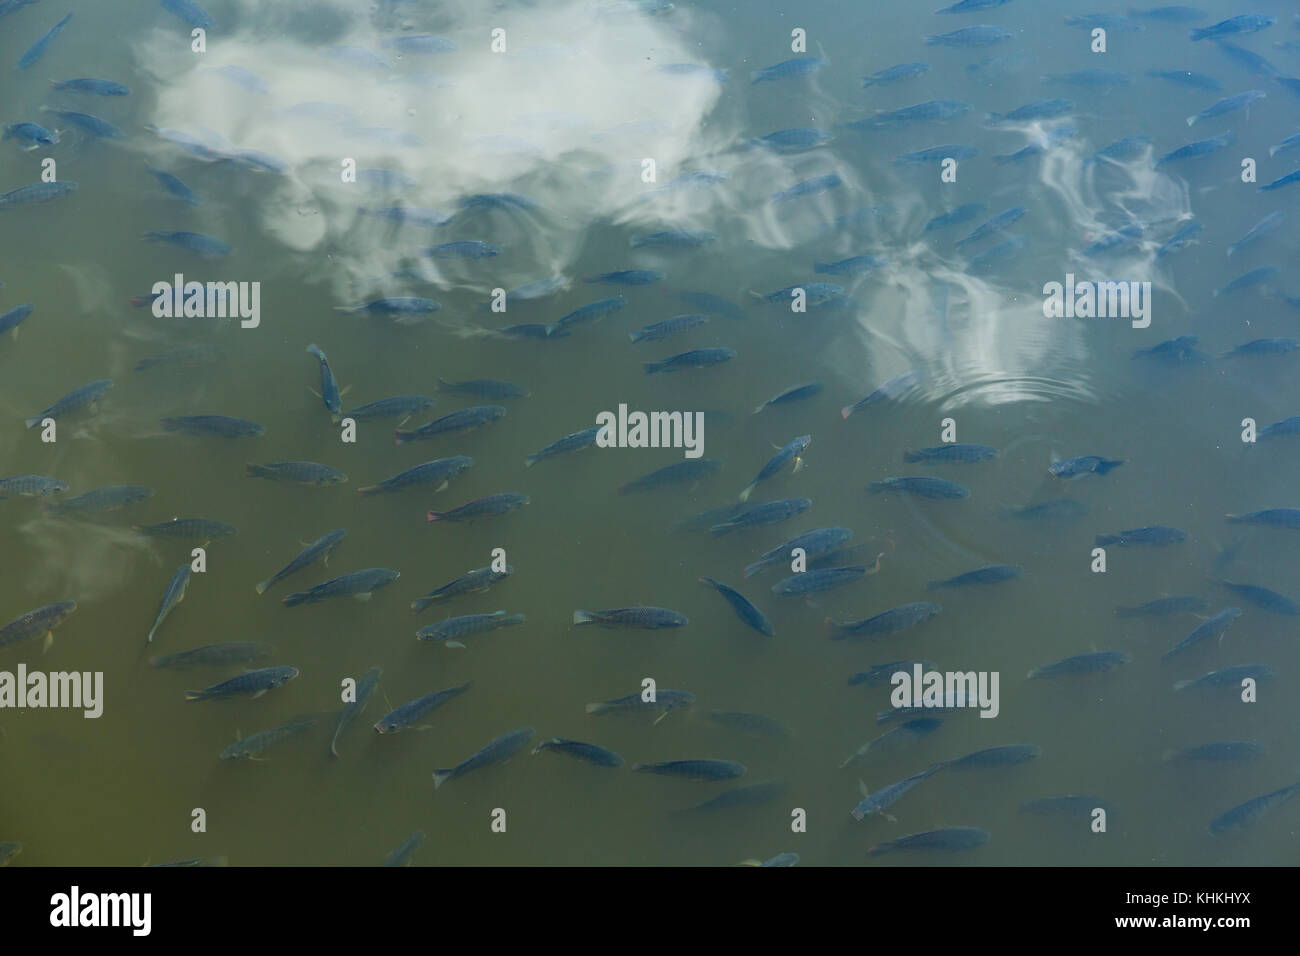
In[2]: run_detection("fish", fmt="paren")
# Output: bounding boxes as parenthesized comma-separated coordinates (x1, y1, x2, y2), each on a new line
(585, 689, 696, 719)
(868, 476, 969, 499)
(146, 165, 200, 205)
(739, 435, 810, 501)
(149, 642, 276, 670)
(4, 122, 59, 147)
(1028, 651, 1131, 679)
(255, 529, 346, 594)
(1216, 581, 1300, 615)
(184, 665, 299, 701)
(0, 303, 33, 338)
(1094, 526, 1188, 546)
(944, 744, 1041, 770)
(1163, 741, 1267, 763)
(161, 415, 265, 438)
(744, 527, 853, 578)
(927, 565, 1023, 588)
(246, 461, 347, 486)
(770, 173, 843, 203)
(750, 56, 827, 84)
(162, 0, 215, 29)
(305, 344, 342, 421)
(855, 100, 972, 130)
(1268, 132, 1300, 158)
(50, 77, 131, 96)
(142, 231, 232, 258)
(842, 371, 924, 417)
(532, 738, 624, 767)
(935, 0, 1011, 14)
(394, 405, 506, 444)
(39, 108, 123, 139)
(357, 457, 472, 497)
(0, 601, 77, 651)
(0, 474, 67, 498)
(1048, 456, 1123, 479)
(772, 565, 870, 596)
(827, 602, 941, 640)
(630, 315, 710, 344)
(710, 498, 811, 536)
(282, 568, 400, 607)
(411, 565, 512, 613)
(1155, 131, 1236, 167)
(698, 578, 774, 636)
(1173, 663, 1277, 691)
(1160, 608, 1243, 661)
(1219, 336, 1298, 358)
(751, 128, 833, 152)
(629, 229, 716, 248)
(682, 780, 791, 811)
(221, 716, 318, 760)
(545, 295, 627, 338)
(632, 759, 746, 780)
(868, 827, 987, 858)
(1155, 221, 1204, 258)
(1190, 14, 1276, 42)
(861, 62, 930, 86)
(1208, 781, 1300, 835)
(383, 831, 425, 866)
(24, 379, 113, 429)
(851, 764, 942, 820)
(894, 144, 978, 166)
(1226, 508, 1300, 529)
(923, 26, 1013, 47)
(903, 443, 998, 463)
(1185, 90, 1266, 126)
(1065, 14, 1142, 32)
(585, 269, 663, 286)
(989, 98, 1075, 123)
(339, 297, 440, 317)
(848, 660, 935, 688)
(1258, 416, 1300, 441)
(424, 240, 500, 259)
(435, 378, 528, 400)
(147, 564, 192, 644)
(374, 682, 472, 733)
(417, 611, 526, 647)
(1131, 335, 1205, 362)
(573, 607, 688, 629)
(524, 427, 601, 467)
(0, 181, 78, 210)
(1259, 169, 1300, 192)
(17, 12, 72, 69)
(427, 492, 530, 523)
(955, 207, 1028, 247)
(840, 718, 942, 769)
(619, 459, 723, 496)
(341, 396, 436, 422)
(1114, 595, 1209, 617)
(432, 727, 534, 788)
(132, 517, 236, 541)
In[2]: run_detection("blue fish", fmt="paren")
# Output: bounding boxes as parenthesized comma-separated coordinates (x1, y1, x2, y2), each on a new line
(18, 12, 72, 70)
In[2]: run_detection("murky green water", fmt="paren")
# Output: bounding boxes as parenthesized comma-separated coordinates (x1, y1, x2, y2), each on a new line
(2, 0, 1299, 866)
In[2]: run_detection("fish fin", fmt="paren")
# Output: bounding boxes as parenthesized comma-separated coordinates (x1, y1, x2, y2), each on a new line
(307, 386, 321, 399)
(858, 779, 869, 798)
(446, 640, 466, 649)
(354, 592, 373, 601)
(252, 688, 267, 699)
(42, 630, 54, 654)
(652, 710, 670, 726)
(884, 812, 898, 824)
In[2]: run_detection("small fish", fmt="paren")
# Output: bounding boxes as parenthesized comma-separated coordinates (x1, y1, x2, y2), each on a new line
(630, 314, 710, 344)
(1164, 741, 1267, 763)
(545, 295, 627, 337)
(927, 564, 1023, 588)
(869, 476, 969, 499)
(43, 484, 152, 518)
(1131, 334, 1205, 362)
(770, 173, 842, 203)
(305, 344, 342, 421)
(629, 229, 716, 249)
(146, 165, 200, 205)
(698, 578, 774, 636)
(255, 529, 346, 595)
(924, 204, 987, 234)
(1160, 607, 1243, 661)
(744, 527, 853, 578)
(142, 231, 232, 258)
(161, 415, 264, 439)
(1190, 14, 1276, 42)
(149, 642, 276, 670)
(0, 181, 78, 210)
(1208, 781, 1300, 835)
(394, 405, 506, 444)
(25, 379, 112, 429)
(282, 568, 399, 608)
(524, 427, 600, 468)
(944, 744, 1041, 770)
(894, 144, 978, 166)
(683, 780, 791, 812)
(1156, 221, 1204, 258)
(573, 606, 688, 629)
(842, 370, 924, 418)
(221, 716, 318, 760)
(17, 11, 73, 70)
(772, 565, 870, 596)
(50, 77, 130, 96)
(1155, 131, 1236, 168)
(848, 660, 935, 688)
(374, 682, 472, 733)
(585, 269, 663, 286)
(246, 461, 347, 486)
(1174, 663, 1277, 692)
(357, 457, 472, 497)
(840, 718, 942, 769)
(827, 602, 941, 640)
(904, 443, 997, 463)
(619, 458, 722, 496)
(411, 565, 512, 613)
(955, 206, 1028, 247)
(1268, 132, 1300, 158)
(923, 26, 1012, 47)
(862, 62, 930, 86)
(710, 498, 810, 537)
(417, 611, 525, 647)
(935, 0, 1011, 11)
(162, 0, 215, 29)
(989, 98, 1075, 123)
(586, 689, 696, 718)
(0, 601, 77, 651)
(1114, 595, 1209, 617)
(341, 395, 436, 422)
(4, 122, 59, 147)
(39, 108, 123, 139)
(425, 240, 500, 259)
(1028, 650, 1131, 679)
(1259, 168, 1300, 193)
(632, 759, 746, 781)
(868, 827, 987, 858)
(750, 56, 827, 84)
(1226, 508, 1300, 529)
(132, 517, 236, 541)
(532, 738, 624, 767)
(383, 831, 425, 867)
(752, 128, 832, 152)
(1048, 456, 1123, 479)
(339, 297, 440, 317)
(1186, 90, 1266, 126)
(185, 665, 299, 702)
(147, 564, 192, 644)
(0, 474, 67, 498)
(1219, 336, 1298, 358)
(1094, 526, 1187, 547)
(1216, 580, 1300, 615)
(427, 492, 530, 523)
(739, 435, 810, 501)
(856, 100, 972, 130)
(432, 727, 534, 789)
(851, 764, 942, 820)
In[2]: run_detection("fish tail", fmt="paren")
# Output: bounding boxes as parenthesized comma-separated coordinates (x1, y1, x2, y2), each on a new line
(840, 404, 855, 420)
(244, 463, 265, 478)
(282, 592, 306, 608)
(902, 449, 923, 463)
(523, 454, 539, 468)
(573, 610, 595, 625)
(1185, 115, 1197, 127)
(183, 689, 207, 701)
(393, 429, 412, 445)
(583, 702, 604, 715)
(411, 598, 432, 614)
(867, 481, 887, 494)
(355, 485, 378, 496)
(1224, 513, 1243, 524)
(254, 580, 270, 595)
(432, 769, 452, 789)
(1095, 534, 1117, 547)
(631, 763, 648, 772)
(738, 483, 755, 502)
(1095, 459, 1124, 474)
(426, 510, 441, 522)
(643, 361, 663, 374)
(503, 614, 526, 626)
(1269, 146, 1280, 158)
(1172, 678, 1192, 691)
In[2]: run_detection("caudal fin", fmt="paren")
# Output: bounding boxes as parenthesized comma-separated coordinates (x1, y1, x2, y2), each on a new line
(183, 689, 206, 701)
(523, 454, 539, 468)
(432, 769, 453, 789)
(426, 510, 441, 522)
(573, 609, 595, 625)
(282, 592, 306, 608)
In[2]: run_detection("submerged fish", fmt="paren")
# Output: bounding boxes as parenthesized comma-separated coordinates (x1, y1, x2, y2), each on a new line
(147, 564, 192, 644)
(256, 529, 346, 595)
(185, 665, 299, 701)
(282, 568, 399, 607)
(432, 727, 533, 789)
